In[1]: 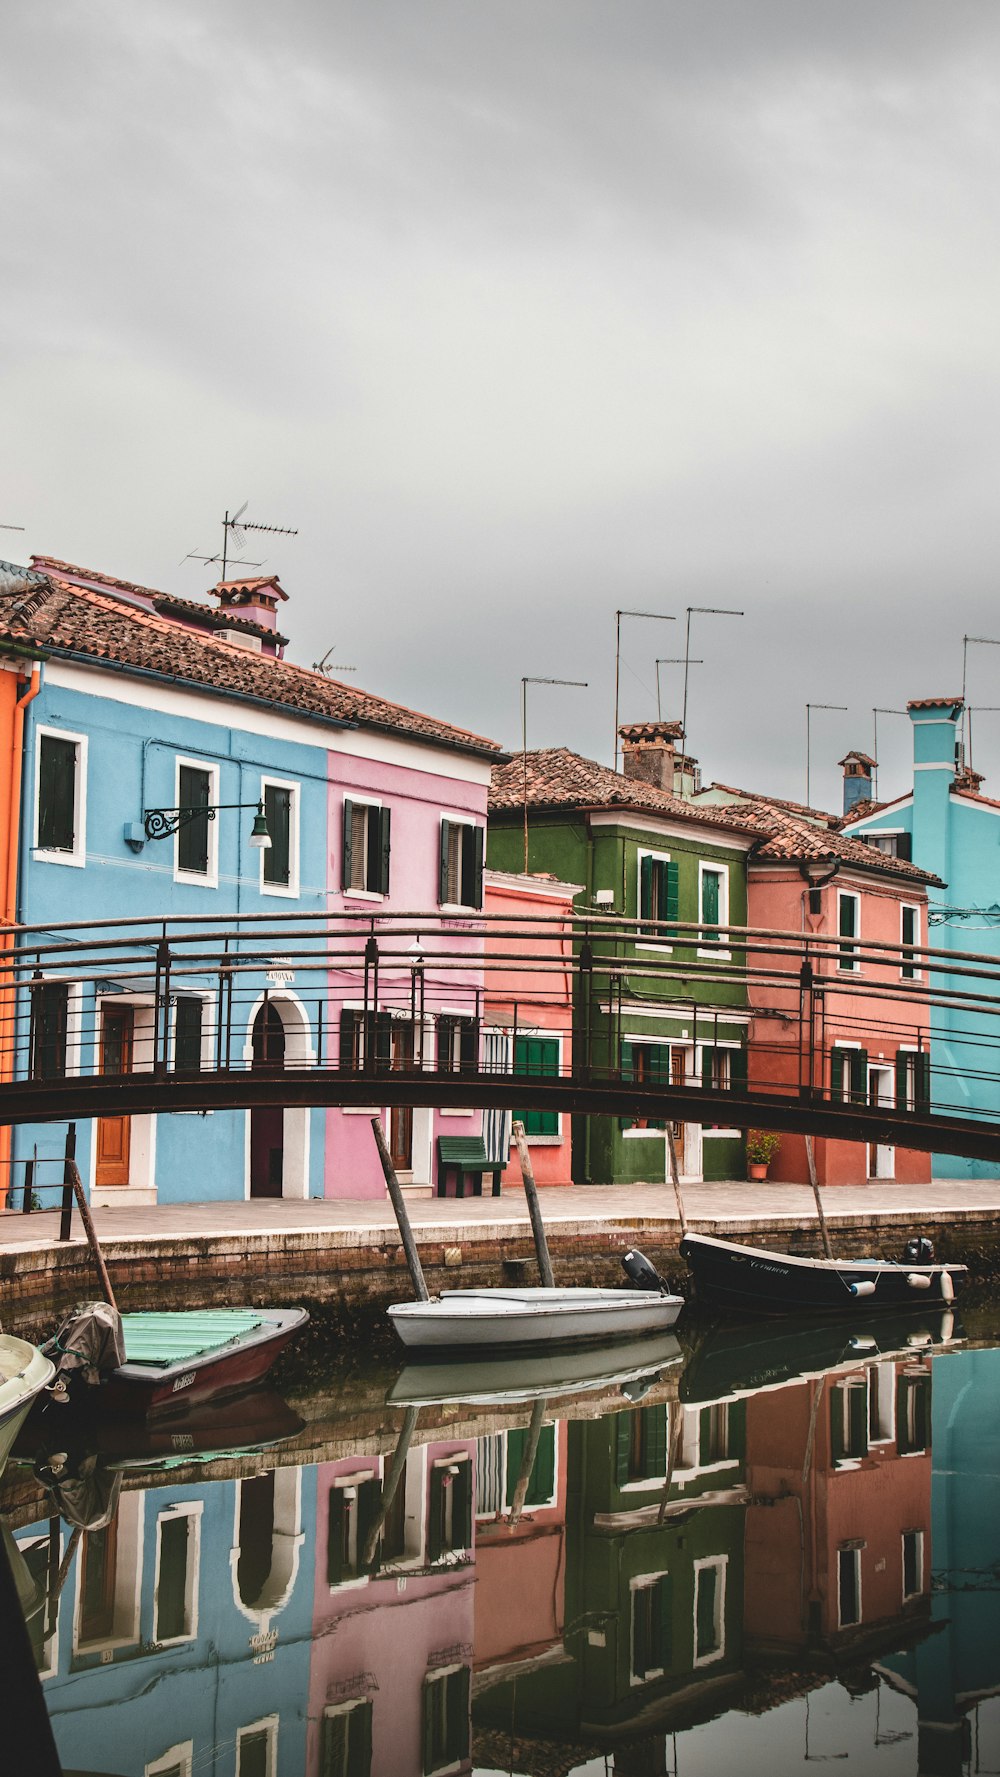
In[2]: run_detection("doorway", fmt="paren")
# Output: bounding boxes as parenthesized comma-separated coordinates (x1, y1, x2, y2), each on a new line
(868, 1064, 895, 1180)
(389, 1020, 414, 1170)
(250, 1002, 286, 1198)
(96, 1005, 134, 1189)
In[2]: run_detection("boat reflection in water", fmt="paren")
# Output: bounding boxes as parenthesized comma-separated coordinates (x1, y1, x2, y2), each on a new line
(1, 1305, 999, 1776)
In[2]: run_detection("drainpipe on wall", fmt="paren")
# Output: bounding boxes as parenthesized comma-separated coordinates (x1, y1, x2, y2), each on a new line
(1, 662, 42, 1204)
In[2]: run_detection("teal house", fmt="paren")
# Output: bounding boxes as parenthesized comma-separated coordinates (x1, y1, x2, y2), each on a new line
(843, 696, 1000, 1178)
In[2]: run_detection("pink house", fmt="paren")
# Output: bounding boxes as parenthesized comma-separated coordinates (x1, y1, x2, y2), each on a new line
(308, 1438, 477, 1774)
(483, 870, 582, 1188)
(473, 1416, 568, 1675)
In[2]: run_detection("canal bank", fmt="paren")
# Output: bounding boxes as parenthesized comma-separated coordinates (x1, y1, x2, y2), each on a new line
(4, 1180, 1000, 1323)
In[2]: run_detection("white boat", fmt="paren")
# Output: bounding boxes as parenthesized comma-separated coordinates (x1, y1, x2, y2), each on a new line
(0, 1334, 55, 1476)
(388, 1284, 684, 1350)
(388, 1329, 683, 1405)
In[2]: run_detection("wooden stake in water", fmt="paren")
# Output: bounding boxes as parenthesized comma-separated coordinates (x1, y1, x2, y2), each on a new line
(512, 1119, 555, 1288)
(804, 1133, 834, 1261)
(371, 1116, 430, 1302)
(508, 1396, 548, 1527)
(68, 1160, 118, 1313)
(362, 1403, 420, 1569)
(666, 1125, 687, 1234)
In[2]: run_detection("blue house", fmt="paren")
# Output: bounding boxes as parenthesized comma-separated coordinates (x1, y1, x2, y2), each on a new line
(0, 554, 498, 1205)
(843, 696, 1000, 1179)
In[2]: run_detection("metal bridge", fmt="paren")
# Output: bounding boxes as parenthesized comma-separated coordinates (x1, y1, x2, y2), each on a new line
(2, 906, 1000, 1162)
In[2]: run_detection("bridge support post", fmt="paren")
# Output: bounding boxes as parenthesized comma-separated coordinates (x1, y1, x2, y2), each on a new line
(58, 1122, 76, 1243)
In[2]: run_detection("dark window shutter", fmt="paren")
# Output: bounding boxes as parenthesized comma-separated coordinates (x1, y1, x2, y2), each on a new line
(852, 1048, 869, 1103)
(30, 982, 69, 1080)
(375, 1012, 393, 1071)
(459, 1017, 479, 1075)
(449, 1667, 471, 1764)
(471, 824, 484, 909)
(342, 799, 354, 891)
(263, 784, 291, 886)
(428, 1468, 444, 1563)
(665, 860, 680, 925)
(897, 831, 912, 861)
(174, 997, 203, 1072)
(320, 1710, 347, 1777)
(351, 1702, 373, 1777)
(38, 734, 77, 852)
(633, 1587, 651, 1679)
(437, 1015, 456, 1075)
(439, 820, 451, 905)
(615, 1412, 632, 1487)
(701, 1045, 714, 1090)
(830, 1048, 845, 1100)
(357, 1478, 380, 1575)
(701, 868, 720, 931)
(642, 1405, 668, 1478)
(895, 1051, 910, 1109)
(619, 1042, 635, 1130)
(339, 1008, 359, 1072)
(327, 1487, 346, 1585)
(730, 1046, 747, 1096)
(177, 765, 210, 874)
(657, 1574, 672, 1670)
(366, 808, 382, 893)
(639, 853, 653, 923)
(453, 1460, 472, 1546)
(916, 1051, 931, 1114)
(379, 807, 391, 895)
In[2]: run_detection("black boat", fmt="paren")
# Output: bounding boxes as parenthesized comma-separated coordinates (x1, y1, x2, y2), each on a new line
(679, 1306, 961, 1406)
(679, 1230, 967, 1318)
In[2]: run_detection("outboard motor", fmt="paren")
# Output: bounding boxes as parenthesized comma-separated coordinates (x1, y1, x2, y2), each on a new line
(621, 1249, 666, 1294)
(902, 1236, 935, 1266)
(42, 1301, 125, 1396)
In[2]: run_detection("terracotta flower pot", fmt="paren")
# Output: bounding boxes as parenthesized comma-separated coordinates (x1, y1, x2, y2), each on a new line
(747, 1162, 768, 1181)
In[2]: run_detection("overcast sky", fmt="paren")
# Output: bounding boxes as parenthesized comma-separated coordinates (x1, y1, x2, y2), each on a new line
(3, 2, 999, 810)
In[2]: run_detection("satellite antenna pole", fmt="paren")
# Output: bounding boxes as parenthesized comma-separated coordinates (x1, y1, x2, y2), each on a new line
(184, 503, 299, 580)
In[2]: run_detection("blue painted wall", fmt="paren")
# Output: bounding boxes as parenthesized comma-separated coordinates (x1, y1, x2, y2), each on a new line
(845, 701, 1000, 1179)
(14, 666, 331, 1202)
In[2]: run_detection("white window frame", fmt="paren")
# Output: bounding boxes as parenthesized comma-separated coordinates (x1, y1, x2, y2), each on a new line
(837, 1544, 863, 1628)
(422, 1660, 471, 1777)
(621, 1033, 673, 1140)
(439, 812, 481, 913)
(692, 1555, 727, 1666)
(869, 1361, 897, 1445)
(236, 1715, 278, 1777)
(28, 973, 84, 1081)
(321, 1700, 373, 1770)
(699, 1038, 741, 1138)
(152, 1501, 203, 1646)
(33, 724, 88, 868)
(837, 890, 861, 972)
(169, 990, 214, 1075)
(343, 796, 384, 901)
(173, 756, 219, 888)
(630, 1568, 670, 1684)
(259, 775, 300, 898)
(636, 848, 673, 952)
(328, 1466, 379, 1591)
(900, 903, 922, 980)
(145, 1745, 194, 1777)
(901, 1529, 925, 1601)
(697, 861, 730, 959)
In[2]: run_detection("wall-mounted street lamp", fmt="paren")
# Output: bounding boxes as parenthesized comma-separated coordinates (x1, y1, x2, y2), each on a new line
(132, 801, 272, 850)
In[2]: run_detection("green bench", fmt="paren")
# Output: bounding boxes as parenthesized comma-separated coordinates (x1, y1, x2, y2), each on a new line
(437, 1136, 503, 1199)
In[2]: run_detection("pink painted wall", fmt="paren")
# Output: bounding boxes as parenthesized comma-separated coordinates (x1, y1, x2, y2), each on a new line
(325, 748, 492, 1199)
(484, 873, 581, 1188)
(308, 1441, 477, 1775)
(473, 1420, 568, 1669)
(747, 866, 932, 1186)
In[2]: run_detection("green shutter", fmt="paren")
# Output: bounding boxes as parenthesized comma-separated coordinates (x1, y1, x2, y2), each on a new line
(339, 1008, 359, 1072)
(375, 1012, 393, 1071)
(174, 997, 203, 1072)
(177, 765, 210, 874)
(379, 807, 391, 895)
(263, 783, 291, 886)
(505, 1425, 555, 1506)
(327, 1487, 346, 1585)
(342, 799, 354, 891)
(421, 1679, 436, 1776)
(472, 825, 485, 909)
(448, 1667, 471, 1765)
(358, 1478, 380, 1575)
(730, 1046, 747, 1096)
(916, 1051, 931, 1114)
(439, 820, 451, 905)
(852, 1048, 869, 1104)
(38, 734, 77, 852)
(460, 822, 476, 907)
(453, 1460, 473, 1546)
(641, 1405, 668, 1479)
(459, 1017, 479, 1075)
(831, 1048, 845, 1100)
(895, 1051, 910, 1109)
(665, 860, 679, 925)
(701, 1045, 714, 1089)
(366, 808, 382, 892)
(701, 868, 720, 933)
(639, 853, 653, 925)
(517, 1036, 558, 1135)
(657, 1574, 672, 1672)
(428, 1467, 444, 1563)
(614, 1412, 632, 1487)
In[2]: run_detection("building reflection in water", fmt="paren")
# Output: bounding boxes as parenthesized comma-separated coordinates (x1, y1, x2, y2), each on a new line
(2, 1317, 999, 1776)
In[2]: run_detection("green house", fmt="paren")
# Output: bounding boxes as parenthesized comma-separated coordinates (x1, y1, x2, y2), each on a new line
(487, 730, 755, 1183)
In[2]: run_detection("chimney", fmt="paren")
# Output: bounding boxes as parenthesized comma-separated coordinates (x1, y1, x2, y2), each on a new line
(839, 750, 876, 815)
(619, 721, 700, 795)
(209, 574, 289, 657)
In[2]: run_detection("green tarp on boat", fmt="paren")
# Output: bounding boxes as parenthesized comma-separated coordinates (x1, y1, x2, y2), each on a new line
(120, 1311, 264, 1368)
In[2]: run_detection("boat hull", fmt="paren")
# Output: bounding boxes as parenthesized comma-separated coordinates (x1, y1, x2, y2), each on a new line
(96, 1308, 308, 1418)
(388, 1286, 683, 1351)
(0, 1337, 55, 1477)
(680, 1232, 967, 1318)
(389, 1329, 683, 1406)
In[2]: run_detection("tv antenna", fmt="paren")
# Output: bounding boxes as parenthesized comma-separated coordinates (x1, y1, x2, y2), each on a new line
(0, 523, 26, 533)
(312, 645, 356, 676)
(182, 502, 299, 579)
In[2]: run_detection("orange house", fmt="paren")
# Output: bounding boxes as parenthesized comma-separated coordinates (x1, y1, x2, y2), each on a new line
(483, 869, 582, 1188)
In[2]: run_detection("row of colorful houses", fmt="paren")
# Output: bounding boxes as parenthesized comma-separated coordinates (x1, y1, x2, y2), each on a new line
(0, 552, 988, 1202)
(13, 1330, 982, 1775)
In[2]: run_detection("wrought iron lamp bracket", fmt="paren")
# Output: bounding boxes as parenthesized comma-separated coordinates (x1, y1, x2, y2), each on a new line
(143, 806, 219, 841)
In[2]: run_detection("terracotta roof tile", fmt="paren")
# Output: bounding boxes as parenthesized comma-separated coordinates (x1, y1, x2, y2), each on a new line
(705, 782, 841, 827)
(618, 719, 684, 741)
(729, 795, 940, 884)
(0, 569, 502, 759)
(838, 750, 876, 769)
(907, 696, 963, 711)
(489, 749, 758, 835)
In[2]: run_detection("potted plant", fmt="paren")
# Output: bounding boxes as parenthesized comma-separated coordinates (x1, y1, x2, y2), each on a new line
(745, 1128, 781, 1181)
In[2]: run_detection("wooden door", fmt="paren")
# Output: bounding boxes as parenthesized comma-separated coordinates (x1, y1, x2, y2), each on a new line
(96, 1006, 134, 1188)
(389, 1022, 413, 1169)
(250, 1003, 286, 1198)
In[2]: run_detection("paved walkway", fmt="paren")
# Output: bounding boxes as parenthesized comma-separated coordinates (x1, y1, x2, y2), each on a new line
(4, 1178, 1000, 1251)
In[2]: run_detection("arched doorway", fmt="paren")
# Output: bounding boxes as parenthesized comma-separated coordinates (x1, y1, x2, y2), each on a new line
(250, 1002, 286, 1197)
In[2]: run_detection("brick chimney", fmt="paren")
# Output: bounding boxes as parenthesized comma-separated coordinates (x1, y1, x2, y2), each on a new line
(839, 750, 876, 815)
(619, 721, 700, 795)
(209, 575, 288, 657)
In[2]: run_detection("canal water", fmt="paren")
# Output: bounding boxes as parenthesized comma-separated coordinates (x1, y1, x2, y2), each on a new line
(3, 1299, 1000, 1777)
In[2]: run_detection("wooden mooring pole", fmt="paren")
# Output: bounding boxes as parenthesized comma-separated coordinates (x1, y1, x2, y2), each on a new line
(362, 1403, 421, 1570)
(804, 1133, 834, 1261)
(512, 1119, 555, 1288)
(508, 1395, 548, 1527)
(371, 1116, 430, 1302)
(666, 1126, 687, 1234)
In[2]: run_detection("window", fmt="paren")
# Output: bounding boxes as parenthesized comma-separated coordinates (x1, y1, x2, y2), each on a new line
(513, 1034, 559, 1135)
(897, 1373, 930, 1455)
(428, 1456, 472, 1561)
(869, 1362, 896, 1443)
(422, 1666, 471, 1776)
(896, 1049, 930, 1115)
(261, 780, 297, 894)
(153, 1506, 200, 1643)
(35, 727, 86, 864)
(831, 1377, 869, 1465)
(173, 998, 203, 1072)
(638, 851, 677, 940)
(838, 891, 860, 971)
(29, 979, 69, 1079)
(327, 1475, 380, 1585)
(838, 1546, 862, 1627)
(145, 1748, 193, 1777)
(439, 819, 484, 909)
(901, 904, 920, 979)
(698, 1402, 731, 1466)
(321, 1702, 373, 1777)
(616, 1406, 669, 1485)
(632, 1574, 671, 1681)
(831, 1046, 868, 1105)
(863, 831, 912, 860)
(438, 1014, 480, 1077)
(343, 800, 390, 895)
(236, 1720, 277, 1777)
(698, 863, 728, 949)
(693, 1558, 727, 1665)
(176, 763, 213, 879)
(902, 1530, 924, 1600)
(620, 1040, 669, 1131)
